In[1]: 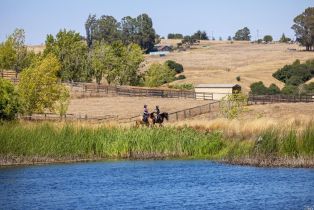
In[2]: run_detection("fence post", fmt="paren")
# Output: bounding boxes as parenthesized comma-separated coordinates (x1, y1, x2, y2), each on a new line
(184, 110, 186, 119)
(176, 112, 178, 121)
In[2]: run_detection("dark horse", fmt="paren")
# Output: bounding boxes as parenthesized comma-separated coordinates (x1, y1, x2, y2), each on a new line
(153, 112, 169, 126)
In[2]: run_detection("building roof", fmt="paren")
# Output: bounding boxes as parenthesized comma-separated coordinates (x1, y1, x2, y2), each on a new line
(195, 84, 241, 88)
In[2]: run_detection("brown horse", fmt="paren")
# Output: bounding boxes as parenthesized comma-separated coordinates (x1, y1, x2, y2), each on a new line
(135, 113, 155, 127)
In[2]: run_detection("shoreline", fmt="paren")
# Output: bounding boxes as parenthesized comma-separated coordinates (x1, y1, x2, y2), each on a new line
(1, 156, 314, 168)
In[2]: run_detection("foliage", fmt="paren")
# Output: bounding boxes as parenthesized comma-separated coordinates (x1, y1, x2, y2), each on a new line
(236, 76, 241, 81)
(168, 83, 194, 90)
(175, 75, 186, 80)
(263, 35, 273, 43)
(0, 37, 16, 70)
(91, 41, 144, 85)
(272, 59, 313, 85)
(182, 35, 197, 44)
(53, 85, 70, 117)
(233, 27, 251, 41)
(168, 33, 183, 39)
(0, 78, 19, 120)
(0, 28, 36, 72)
(219, 92, 248, 119)
(191, 30, 209, 40)
(281, 85, 298, 95)
(268, 84, 281, 94)
(303, 82, 314, 94)
(250, 82, 281, 95)
(85, 13, 156, 53)
(292, 7, 314, 51)
(227, 36, 232, 41)
(18, 54, 69, 115)
(144, 63, 176, 87)
(279, 33, 291, 43)
(165, 60, 184, 74)
(44, 29, 91, 82)
(250, 81, 269, 95)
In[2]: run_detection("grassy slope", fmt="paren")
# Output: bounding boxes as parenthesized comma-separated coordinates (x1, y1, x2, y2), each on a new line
(146, 41, 314, 92)
(0, 122, 313, 167)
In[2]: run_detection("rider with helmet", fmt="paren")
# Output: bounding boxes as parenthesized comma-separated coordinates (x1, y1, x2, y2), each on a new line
(155, 105, 161, 122)
(143, 104, 149, 122)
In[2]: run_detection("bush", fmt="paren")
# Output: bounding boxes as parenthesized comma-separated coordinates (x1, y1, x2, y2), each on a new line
(250, 81, 269, 95)
(268, 84, 281, 94)
(165, 60, 184, 74)
(281, 85, 298, 95)
(168, 83, 194, 90)
(236, 76, 241, 81)
(0, 78, 19, 120)
(144, 63, 176, 87)
(303, 82, 314, 94)
(250, 82, 282, 95)
(219, 92, 248, 119)
(175, 75, 186, 80)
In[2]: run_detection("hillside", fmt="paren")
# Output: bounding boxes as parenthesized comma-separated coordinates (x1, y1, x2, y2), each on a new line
(147, 41, 314, 92)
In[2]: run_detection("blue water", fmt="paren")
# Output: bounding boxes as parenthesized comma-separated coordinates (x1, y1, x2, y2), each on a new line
(0, 160, 314, 210)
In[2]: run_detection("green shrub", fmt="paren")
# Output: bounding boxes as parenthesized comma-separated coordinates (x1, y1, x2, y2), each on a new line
(165, 60, 184, 74)
(175, 75, 186, 80)
(236, 76, 241, 81)
(168, 83, 194, 90)
(0, 78, 19, 120)
(268, 84, 281, 94)
(273, 59, 313, 85)
(144, 63, 176, 87)
(281, 85, 298, 95)
(250, 81, 269, 94)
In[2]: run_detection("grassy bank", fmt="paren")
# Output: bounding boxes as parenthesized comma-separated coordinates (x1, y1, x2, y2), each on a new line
(0, 122, 313, 167)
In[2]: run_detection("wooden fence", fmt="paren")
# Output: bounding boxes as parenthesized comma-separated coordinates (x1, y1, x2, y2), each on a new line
(21, 101, 219, 123)
(69, 83, 213, 100)
(248, 94, 314, 104)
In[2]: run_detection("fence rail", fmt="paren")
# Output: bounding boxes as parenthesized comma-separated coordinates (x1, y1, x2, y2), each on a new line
(20, 102, 219, 123)
(68, 83, 213, 100)
(248, 94, 314, 104)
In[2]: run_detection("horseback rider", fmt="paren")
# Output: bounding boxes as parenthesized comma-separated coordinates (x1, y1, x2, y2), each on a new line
(143, 104, 149, 123)
(155, 105, 161, 122)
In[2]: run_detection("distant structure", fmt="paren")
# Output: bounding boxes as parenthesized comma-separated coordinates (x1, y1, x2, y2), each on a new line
(194, 84, 241, 100)
(149, 45, 173, 56)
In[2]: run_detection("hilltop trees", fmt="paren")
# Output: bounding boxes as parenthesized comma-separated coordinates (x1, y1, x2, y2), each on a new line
(279, 33, 291, 43)
(168, 33, 183, 39)
(44, 29, 91, 82)
(233, 27, 251, 41)
(191, 30, 209, 40)
(263, 35, 273, 43)
(292, 7, 314, 51)
(85, 13, 156, 53)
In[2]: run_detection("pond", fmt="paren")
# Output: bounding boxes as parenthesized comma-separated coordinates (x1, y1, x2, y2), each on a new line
(1, 160, 313, 209)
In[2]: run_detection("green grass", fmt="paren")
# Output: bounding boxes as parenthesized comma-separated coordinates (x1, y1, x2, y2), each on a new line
(0, 122, 313, 165)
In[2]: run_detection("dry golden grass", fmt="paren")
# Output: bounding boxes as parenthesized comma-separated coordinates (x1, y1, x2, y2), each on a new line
(146, 41, 314, 92)
(68, 96, 209, 118)
(171, 102, 314, 139)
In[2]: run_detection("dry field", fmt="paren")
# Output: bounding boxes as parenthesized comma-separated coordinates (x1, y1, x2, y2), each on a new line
(147, 41, 314, 92)
(68, 96, 209, 118)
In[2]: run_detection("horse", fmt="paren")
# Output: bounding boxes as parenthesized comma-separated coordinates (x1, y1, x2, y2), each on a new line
(135, 113, 155, 127)
(153, 112, 169, 127)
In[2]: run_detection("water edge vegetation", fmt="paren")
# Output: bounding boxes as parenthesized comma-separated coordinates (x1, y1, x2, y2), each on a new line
(0, 121, 313, 167)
